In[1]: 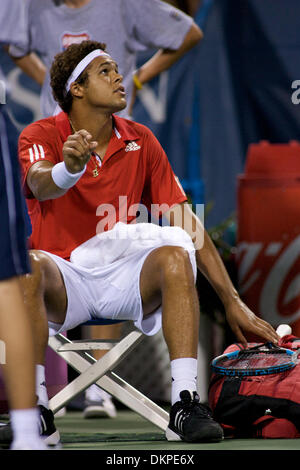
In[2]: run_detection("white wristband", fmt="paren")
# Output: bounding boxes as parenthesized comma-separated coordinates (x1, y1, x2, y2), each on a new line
(51, 161, 86, 189)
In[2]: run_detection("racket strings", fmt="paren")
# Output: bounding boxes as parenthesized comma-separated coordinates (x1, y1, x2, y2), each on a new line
(219, 351, 291, 370)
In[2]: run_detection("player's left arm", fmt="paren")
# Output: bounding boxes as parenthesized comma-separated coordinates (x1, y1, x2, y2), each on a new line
(164, 202, 279, 346)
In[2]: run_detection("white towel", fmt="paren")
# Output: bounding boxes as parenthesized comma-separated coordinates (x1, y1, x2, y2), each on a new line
(70, 222, 194, 269)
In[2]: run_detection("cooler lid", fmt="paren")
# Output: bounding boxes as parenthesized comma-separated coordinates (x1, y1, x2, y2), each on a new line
(244, 141, 300, 177)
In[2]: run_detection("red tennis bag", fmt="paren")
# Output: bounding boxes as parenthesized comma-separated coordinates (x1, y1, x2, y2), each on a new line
(208, 336, 300, 438)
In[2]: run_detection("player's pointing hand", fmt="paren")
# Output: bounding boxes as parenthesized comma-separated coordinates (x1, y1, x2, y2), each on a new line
(63, 129, 98, 173)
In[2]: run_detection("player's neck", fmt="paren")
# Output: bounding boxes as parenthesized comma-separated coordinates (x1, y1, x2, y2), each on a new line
(68, 108, 113, 147)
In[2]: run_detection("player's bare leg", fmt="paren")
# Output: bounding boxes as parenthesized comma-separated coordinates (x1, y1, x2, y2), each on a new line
(140, 245, 199, 361)
(140, 245, 200, 402)
(140, 245, 224, 442)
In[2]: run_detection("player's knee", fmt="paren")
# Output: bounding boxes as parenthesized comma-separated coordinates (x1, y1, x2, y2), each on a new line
(157, 246, 193, 283)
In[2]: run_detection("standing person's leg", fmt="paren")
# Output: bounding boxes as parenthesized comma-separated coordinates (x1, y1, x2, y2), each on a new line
(0, 278, 47, 450)
(139, 245, 224, 442)
(0, 249, 67, 447)
(0, 278, 36, 411)
(0, 110, 47, 450)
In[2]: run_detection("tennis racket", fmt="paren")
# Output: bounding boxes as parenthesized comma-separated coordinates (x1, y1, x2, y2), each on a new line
(211, 324, 297, 377)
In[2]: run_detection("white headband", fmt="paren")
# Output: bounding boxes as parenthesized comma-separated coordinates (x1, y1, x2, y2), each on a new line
(65, 49, 111, 93)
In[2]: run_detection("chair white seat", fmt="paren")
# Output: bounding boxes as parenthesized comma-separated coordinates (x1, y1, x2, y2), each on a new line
(56, 339, 118, 351)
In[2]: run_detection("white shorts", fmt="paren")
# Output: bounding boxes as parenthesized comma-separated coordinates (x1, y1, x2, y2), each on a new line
(46, 223, 197, 337)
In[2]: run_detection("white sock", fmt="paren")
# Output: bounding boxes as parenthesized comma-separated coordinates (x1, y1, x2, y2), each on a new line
(170, 358, 198, 405)
(36, 364, 49, 409)
(10, 407, 40, 442)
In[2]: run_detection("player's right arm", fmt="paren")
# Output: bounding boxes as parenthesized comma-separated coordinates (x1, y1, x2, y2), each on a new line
(23, 130, 97, 201)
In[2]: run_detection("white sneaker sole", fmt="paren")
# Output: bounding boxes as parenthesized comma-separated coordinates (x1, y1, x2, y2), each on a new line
(165, 427, 182, 441)
(44, 430, 61, 446)
(83, 405, 117, 419)
(165, 426, 224, 443)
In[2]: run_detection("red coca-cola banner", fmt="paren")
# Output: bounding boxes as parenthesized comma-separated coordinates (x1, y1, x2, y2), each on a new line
(237, 142, 300, 337)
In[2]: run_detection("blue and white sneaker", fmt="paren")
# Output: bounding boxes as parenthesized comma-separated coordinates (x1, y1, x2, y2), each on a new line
(166, 390, 224, 442)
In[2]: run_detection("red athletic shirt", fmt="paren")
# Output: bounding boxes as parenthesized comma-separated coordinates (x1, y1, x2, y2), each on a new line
(18, 112, 187, 260)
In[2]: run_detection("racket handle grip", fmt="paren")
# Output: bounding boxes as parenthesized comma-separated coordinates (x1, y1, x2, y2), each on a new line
(276, 324, 292, 338)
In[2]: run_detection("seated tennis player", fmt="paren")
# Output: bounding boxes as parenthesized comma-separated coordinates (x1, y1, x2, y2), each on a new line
(0, 41, 279, 445)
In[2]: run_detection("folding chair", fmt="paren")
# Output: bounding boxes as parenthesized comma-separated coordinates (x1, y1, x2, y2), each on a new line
(48, 319, 169, 431)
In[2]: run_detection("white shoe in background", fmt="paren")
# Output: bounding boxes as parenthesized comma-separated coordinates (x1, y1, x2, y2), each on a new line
(83, 384, 117, 419)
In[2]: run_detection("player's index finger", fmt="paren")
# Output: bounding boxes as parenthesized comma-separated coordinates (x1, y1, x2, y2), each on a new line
(76, 129, 92, 140)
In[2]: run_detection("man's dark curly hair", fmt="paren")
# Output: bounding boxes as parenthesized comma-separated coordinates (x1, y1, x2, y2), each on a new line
(50, 40, 107, 113)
